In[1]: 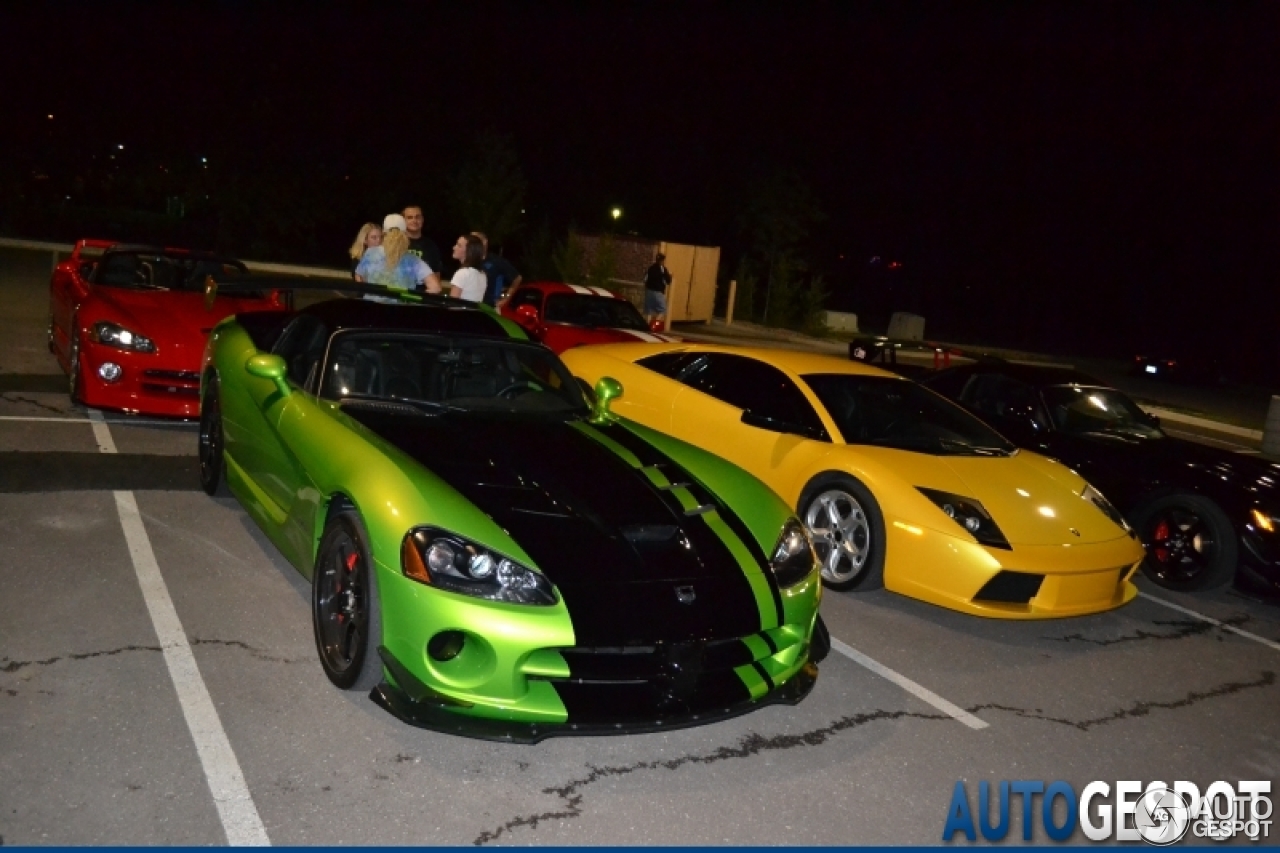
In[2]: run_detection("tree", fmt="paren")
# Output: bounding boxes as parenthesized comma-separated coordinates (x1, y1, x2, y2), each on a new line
(737, 170, 826, 324)
(448, 133, 527, 248)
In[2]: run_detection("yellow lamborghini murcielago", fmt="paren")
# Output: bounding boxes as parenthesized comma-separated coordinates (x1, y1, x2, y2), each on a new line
(562, 343, 1144, 619)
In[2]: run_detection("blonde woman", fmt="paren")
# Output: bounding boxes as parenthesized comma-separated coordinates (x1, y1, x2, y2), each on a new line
(355, 214, 438, 300)
(347, 222, 382, 276)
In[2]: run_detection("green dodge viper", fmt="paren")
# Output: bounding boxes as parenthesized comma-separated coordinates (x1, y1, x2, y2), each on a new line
(198, 294, 826, 741)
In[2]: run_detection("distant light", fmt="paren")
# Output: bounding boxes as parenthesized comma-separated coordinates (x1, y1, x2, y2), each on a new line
(888, 261, 902, 270)
(117, 144, 125, 150)
(611, 207, 622, 220)
(47, 114, 54, 120)
(201, 157, 208, 163)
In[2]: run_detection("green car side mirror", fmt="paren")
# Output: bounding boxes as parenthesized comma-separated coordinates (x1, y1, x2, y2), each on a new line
(590, 376, 623, 424)
(246, 353, 291, 397)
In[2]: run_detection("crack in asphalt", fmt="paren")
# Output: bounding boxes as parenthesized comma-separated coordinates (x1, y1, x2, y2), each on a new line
(1045, 616, 1249, 646)
(0, 394, 65, 414)
(191, 638, 304, 664)
(475, 670, 1277, 845)
(0, 644, 161, 673)
(0, 638, 301, 674)
(472, 707, 950, 845)
(970, 670, 1275, 731)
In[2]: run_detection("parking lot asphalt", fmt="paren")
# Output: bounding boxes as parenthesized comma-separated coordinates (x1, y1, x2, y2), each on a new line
(2, 252, 1278, 845)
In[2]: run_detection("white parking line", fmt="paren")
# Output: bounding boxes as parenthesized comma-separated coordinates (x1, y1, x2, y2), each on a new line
(1139, 592, 1280, 653)
(1163, 427, 1261, 455)
(0, 414, 196, 428)
(95, 418, 270, 845)
(830, 637, 990, 730)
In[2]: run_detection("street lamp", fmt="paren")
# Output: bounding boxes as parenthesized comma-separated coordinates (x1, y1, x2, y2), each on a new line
(611, 207, 622, 220)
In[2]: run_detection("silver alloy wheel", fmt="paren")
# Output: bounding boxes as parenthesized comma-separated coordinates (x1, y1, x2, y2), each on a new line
(804, 488, 871, 585)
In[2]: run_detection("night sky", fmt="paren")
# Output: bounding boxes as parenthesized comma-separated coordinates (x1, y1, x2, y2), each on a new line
(2, 2, 1276, 375)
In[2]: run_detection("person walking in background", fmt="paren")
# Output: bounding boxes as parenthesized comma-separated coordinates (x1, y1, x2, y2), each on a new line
(347, 222, 382, 277)
(471, 231, 522, 307)
(354, 213, 438, 301)
(448, 234, 488, 302)
(644, 252, 672, 326)
(403, 205, 445, 279)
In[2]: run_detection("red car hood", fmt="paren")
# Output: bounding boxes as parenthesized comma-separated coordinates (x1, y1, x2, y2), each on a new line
(90, 287, 277, 361)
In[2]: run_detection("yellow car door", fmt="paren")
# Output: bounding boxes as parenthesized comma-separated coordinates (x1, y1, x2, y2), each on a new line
(667, 353, 834, 506)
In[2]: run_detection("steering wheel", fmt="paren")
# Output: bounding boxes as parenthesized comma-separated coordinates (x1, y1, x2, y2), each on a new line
(497, 381, 539, 399)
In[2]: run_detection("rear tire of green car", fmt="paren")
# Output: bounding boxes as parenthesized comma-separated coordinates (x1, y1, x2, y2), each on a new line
(313, 511, 384, 691)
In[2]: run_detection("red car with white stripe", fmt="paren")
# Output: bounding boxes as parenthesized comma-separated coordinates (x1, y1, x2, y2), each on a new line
(499, 281, 680, 353)
(49, 239, 289, 417)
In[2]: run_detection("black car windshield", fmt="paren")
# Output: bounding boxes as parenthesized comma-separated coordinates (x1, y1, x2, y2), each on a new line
(802, 373, 1015, 456)
(321, 332, 590, 416)
(94, 252, 249, 292)
(1043, 386, 1164, 438)
(544, 294, 648, 331)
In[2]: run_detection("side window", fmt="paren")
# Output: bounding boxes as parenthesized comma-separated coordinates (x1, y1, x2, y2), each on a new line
(923, 368, 972, 400)
(684, 354, 828, 439)
(960, 373, 1046, 427)
(271, 315, 330, 391)
(637, 351, 702, 380)
(509, 287, 542, 312)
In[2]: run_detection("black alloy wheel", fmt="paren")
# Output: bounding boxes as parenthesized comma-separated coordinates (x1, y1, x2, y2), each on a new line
(198, 376, 228, 496)
(1135, 494, 1237, 591)
(800, 474, 886, 591)
(313, 511, 384, 690)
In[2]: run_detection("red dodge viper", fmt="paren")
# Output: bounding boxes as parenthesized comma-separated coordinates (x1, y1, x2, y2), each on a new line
(499, 281, 680, 353)
(48, 239, 289, 417)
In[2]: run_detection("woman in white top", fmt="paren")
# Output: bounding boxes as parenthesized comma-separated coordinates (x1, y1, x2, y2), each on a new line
(448, 233, 488, 302)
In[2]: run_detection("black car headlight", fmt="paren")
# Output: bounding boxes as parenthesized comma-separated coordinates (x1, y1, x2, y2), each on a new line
(771, 518, 817, 587)
(91, 321, 156, 353)
(401, 527, 557, 605)
(917, 487, 1011, 550)
(1081, 484, 1132, 533)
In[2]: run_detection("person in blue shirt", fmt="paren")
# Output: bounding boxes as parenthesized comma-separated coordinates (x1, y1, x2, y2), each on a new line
(471, 231, 522, 307)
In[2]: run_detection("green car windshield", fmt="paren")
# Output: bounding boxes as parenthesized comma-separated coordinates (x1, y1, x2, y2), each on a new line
(802, 373, 1015, 456)
(321, 332, 591, 415)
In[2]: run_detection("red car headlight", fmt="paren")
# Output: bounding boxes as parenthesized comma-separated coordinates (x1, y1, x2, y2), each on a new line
(91, 321, 156, 353)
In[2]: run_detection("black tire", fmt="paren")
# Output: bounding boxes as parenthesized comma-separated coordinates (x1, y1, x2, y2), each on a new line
(198, 375, 229, 497)
(1133, 493, 1237, 591)
(68, 330, 83, 405)
(809, 613, 831, 663)
(313, 511, 384, 690)
(799, 474, 886, 592)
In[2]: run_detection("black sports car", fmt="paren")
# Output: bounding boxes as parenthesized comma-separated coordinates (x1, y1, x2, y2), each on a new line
(921, 362, 1280, 594)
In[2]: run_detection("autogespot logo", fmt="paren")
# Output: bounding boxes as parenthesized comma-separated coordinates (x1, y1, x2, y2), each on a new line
(942, 779, 1273, 844)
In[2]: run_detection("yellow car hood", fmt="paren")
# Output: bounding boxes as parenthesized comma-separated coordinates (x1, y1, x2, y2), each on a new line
(936, 451, 1124, 546)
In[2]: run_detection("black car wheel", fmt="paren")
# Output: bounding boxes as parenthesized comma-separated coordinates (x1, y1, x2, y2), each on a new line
(198, 376, 229, 497)
(1134, 493, 1237, 591)
(313, 511, 383, 690)
(800, 475, 885, 591)
(68, 331, 83, 405)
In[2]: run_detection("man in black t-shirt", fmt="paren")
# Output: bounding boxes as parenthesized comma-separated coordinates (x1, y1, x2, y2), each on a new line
(403, 205, 443, 292)
(472, 231, 523, 307)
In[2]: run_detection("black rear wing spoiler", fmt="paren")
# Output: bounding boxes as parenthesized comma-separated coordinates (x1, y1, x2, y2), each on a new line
(206, 276, 479, 311)
(848, 335, 1005, 369)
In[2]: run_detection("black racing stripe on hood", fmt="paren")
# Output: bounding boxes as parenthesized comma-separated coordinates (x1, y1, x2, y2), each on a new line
(593, 421, 786, 627)
(342, 408, 762, 644)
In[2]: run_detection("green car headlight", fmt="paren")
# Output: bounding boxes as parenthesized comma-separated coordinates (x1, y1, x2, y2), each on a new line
(1081, 484, 1132, 533)
(401, 527, 557, 605)
(771, 518, 817, 588)
(91, 321, 156, 353)
(917, 487, 1011, 550)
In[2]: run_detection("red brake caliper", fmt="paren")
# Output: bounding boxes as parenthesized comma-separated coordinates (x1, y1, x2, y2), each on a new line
(1153, 519, 1170, 562)
(336, 551, 359, 624)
